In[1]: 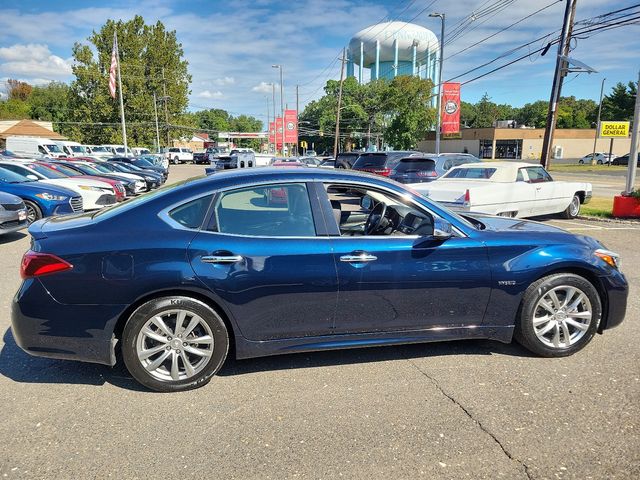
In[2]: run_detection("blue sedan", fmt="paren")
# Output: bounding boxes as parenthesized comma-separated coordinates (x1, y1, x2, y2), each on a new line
(0, 166, 83, 223)
(11, 168, 627, 392)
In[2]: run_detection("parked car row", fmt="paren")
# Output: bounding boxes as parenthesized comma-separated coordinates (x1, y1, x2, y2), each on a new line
(0, 152, 169, 232)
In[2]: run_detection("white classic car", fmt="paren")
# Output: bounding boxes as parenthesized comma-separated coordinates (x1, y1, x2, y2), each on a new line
(409, 162, 592, 219)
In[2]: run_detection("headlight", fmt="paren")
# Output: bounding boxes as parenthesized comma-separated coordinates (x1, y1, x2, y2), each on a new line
(79, 185, 102, 192)
(35, 192, 67, 201)
(595, 249, 620, 270)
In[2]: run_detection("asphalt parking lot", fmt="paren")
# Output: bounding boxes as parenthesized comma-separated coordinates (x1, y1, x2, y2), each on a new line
(0, 164, 638, 479)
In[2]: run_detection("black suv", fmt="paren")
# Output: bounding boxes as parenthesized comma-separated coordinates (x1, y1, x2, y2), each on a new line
(351, 151, 420, 176)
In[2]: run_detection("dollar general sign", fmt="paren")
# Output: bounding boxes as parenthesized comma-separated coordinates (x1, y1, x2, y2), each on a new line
(600, 121, 630, 137)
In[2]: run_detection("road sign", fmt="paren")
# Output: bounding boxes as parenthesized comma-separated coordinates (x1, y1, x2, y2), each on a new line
(600, 121, 630, 137)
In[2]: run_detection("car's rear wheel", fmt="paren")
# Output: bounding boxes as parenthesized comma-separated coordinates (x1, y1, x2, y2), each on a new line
(578, 159, 584, 164)
(122, 296, 229, 392)
(24, 200, 42, 224)
(514, 273, 601, 357)
(173, 156, 179, 165)
(560, 194, 580, 219)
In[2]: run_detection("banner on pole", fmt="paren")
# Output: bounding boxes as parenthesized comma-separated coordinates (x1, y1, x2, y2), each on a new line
(269, 122, 275, 144)
(284, 109, 298, 143)
(109, 34, 117, 99)
(275, 117, 283, 148)
(441, 82, 461, 135)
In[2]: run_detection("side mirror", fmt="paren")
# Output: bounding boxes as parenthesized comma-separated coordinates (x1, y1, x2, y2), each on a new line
(360, 195, 373, 211)
(432, 217, 453, 240)
(26, 174, 39, 181)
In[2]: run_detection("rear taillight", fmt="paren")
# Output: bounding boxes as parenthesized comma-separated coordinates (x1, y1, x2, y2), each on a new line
(417, 170, 438, 177)
(373, 168, 391, 176)
(20, 251, 73, 279)
(463, 189, 471, 206)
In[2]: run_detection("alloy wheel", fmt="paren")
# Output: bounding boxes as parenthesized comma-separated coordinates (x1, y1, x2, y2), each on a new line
(532, 286, 592, 348)
(25, 204, 38, 224)
(136, 309, 214, 381)
(569, 196, 580, 217)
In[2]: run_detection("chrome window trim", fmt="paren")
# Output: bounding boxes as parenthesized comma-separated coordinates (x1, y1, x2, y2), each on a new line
(157, 177, 468, 239)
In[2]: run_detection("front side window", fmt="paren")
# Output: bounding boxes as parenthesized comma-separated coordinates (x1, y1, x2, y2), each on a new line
(168, 195, 213, 229)
(325, 184, 433, 237)
(525, 167, 552, 183)
(212, 183, 315, 237)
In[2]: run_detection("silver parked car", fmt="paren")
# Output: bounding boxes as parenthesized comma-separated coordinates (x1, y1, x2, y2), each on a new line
(0, 191, 28, 235)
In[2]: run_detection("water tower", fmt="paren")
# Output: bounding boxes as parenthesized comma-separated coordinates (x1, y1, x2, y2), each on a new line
(347, 21, 440, 84)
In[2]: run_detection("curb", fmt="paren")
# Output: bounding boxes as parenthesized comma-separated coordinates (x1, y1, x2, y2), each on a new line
(577, 215, 640, 225)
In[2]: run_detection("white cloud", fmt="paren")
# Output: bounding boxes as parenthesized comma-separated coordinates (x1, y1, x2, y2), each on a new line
(198, 90, 223, 99)
(0, 44, 72, 81)
(252, 81, 276, 93)
(215, 76, 235, 86)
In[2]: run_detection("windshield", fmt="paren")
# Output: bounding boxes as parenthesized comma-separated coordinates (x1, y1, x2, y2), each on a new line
(92, 147, 110, 153)
(45, 144, 62, 153)
(29, 164, 68, 179)
(91, 164, 114, 173)
(50, 164, 83, 176)
(394, 158, 435, 173)
(70, 146, 86, 153)
(134, 159, 154, 168)
(0, 166, 33, 183)
(444, 167, 497, 179)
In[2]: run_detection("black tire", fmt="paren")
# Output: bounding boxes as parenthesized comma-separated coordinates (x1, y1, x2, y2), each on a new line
(578, 159, 584, 164)
(173, 156, 180, 165)
(122, 296, 229, 392)
(514, 273, 601, 357)
(23, 200, 42, 224)
(560, 194, 580, 219)
(597, 160, 603, 165)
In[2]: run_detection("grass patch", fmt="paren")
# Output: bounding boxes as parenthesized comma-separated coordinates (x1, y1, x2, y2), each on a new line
(549, 164, 627, 173)
(581, 196, 613, 218)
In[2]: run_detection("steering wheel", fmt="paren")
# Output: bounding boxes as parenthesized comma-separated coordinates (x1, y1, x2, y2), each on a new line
(364, 202, 388, 235)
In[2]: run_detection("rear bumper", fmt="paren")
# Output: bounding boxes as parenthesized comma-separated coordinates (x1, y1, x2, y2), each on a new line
(11, 279, 126, 366)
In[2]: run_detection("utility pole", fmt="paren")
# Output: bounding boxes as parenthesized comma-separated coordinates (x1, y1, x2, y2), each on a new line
(266, 95, 270, 154)
(334, 48, 346, 159)
(591, 77, 606, 165)
(540, 0, 577, 169)
(296, 84, 299, 156)
(429, 13, 445, 155)
(162, 68, 170, 147)
(153, 92, 161, 153)
(624, 70, 640, 195)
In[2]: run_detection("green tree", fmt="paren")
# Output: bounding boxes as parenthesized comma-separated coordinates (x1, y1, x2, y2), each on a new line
(385, 76, 436, 149)
(68, 16, 191, 146)
(29, 82, 71, 125)
(515, 100, 548, 128)
(195, 108, 231, 132)
(460, 101, 477, 128)
(601, 81, 636, 121)
(0, 98, 30, 119)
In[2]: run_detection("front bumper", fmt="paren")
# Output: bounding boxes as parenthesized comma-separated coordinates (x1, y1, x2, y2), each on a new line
(11, 278, 126, 366)
(0, 209, 28, 235)
(599, 270, 628, 332)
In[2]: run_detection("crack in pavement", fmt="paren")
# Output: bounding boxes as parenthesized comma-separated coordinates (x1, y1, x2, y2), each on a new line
(405, 357, 533, 480)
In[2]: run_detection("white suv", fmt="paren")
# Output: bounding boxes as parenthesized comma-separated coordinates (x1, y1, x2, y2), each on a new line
(166, 147, 193, 164)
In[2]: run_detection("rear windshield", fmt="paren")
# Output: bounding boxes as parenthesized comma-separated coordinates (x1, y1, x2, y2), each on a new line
(444, 167, 497, 179)
(353, 154, 387, 168)
(394, 158, 435, 173)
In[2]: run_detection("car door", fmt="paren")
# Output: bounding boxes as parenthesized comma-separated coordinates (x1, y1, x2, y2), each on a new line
(524, 166, 564, 215)
(319, 181, 492, 334)
(187, 182, 338, 341)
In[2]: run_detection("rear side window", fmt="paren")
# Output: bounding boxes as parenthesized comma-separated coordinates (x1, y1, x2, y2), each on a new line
(212, 183, 315, 237)
(168, 195, 213, 229)
(394, 158, 435, 173)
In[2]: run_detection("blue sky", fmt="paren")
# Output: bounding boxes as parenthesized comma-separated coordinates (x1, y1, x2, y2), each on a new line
(0, 0, 639, 125)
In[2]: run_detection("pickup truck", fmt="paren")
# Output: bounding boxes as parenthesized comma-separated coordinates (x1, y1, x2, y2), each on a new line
(409, 162, 592, 219)
(166, 147, 194, 164)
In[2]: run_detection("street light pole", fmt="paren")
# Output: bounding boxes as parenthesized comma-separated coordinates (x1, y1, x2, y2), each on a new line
(591, 77, 606, 165)
(272, 65, 285, 155)
(430, 13, 445, 155)
(624, 70, 640, 195)
(153, 92, 161, 153)
(266, 95, 270, 154)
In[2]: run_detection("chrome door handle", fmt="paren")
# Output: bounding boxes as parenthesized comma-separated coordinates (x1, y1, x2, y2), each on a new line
(340, 253, 377, 263)
(201, 255, 243, 264)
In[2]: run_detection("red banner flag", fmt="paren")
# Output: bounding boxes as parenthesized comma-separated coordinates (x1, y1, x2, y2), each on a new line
(269, 122, 275, 144)
(441, 82, 461, 135)
(275, 117, 283, 148)
(284, 109, 298, 144)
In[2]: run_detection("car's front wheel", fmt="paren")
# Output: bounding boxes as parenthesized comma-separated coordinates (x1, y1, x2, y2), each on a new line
(514, 273, 601, 357)
(560, 194, 581, 219)
(122, 296, 229, 392)
(24, 200, 42, 224)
